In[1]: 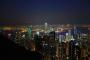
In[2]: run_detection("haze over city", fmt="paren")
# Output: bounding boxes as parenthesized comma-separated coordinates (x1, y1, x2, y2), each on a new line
(0, 0, 90, 25)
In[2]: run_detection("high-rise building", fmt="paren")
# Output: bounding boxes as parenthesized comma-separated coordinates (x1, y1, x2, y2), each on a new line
(34, 34, 43, 52)
(49, 31, 56, 60)
(27, 26, 32, 39)
(45, 22, 48, 33)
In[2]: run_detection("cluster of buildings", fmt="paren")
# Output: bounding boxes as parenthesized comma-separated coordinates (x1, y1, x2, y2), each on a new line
(0, 23, 90, 60)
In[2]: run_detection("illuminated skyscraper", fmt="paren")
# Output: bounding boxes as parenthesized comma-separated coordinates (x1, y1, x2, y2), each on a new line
(65, 29, 73, 42)
(27, 26, 32, 39)
(45, 22, 48, 33)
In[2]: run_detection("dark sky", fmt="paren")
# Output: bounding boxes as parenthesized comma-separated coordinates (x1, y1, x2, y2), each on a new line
(0, 0, 90, 25)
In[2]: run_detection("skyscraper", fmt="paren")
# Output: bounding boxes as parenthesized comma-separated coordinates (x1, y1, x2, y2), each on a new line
(45, 22, 48, 33)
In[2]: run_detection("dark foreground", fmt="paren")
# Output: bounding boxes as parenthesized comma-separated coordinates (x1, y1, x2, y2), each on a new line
(0, 32, 43, 60)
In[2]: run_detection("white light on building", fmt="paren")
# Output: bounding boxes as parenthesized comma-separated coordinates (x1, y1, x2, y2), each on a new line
(8, 33, 11, 37)
(45, 22, 48, 33)
(70, 36, 75, 41)
(59, 35, 65, 43)
(66, 33, 69, 36)
(36, 31, 40, 35)
(22, 34, 25, 38)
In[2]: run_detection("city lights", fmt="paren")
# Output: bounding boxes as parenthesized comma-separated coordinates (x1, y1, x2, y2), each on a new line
(0, 24, 90, 60)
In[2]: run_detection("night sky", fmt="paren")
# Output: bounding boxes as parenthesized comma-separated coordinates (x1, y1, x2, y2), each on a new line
(0, 0, 90, 25)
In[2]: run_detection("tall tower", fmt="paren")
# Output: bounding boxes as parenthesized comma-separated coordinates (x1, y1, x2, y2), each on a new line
(45, 22, 48, 33)
(27, 26, 32, 39)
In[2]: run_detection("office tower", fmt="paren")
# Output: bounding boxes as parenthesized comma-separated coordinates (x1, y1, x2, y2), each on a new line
(59, 35, 65, 43)
(69, 38, 76, 60)
(58, 29, 66, 43)
(68, 35, 81, 60)
(34, 33, 42, 52)
(49, 31, 56, 60)
(27, 26, 32, 39)
(42, 35, 49, 54)
(45, 22, 48, 33)
(49, 31, 56, 47)
(65, 29, 74, 42)
(58, 31, 67, 60)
